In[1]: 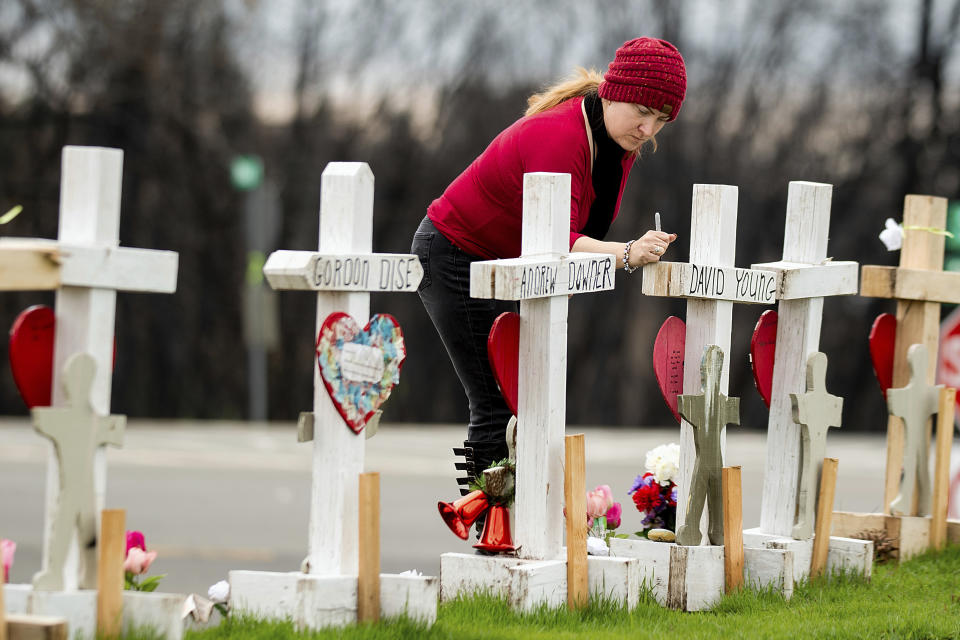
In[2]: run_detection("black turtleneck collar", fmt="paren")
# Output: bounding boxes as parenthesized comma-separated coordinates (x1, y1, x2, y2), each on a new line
(580, 92, 625, 241)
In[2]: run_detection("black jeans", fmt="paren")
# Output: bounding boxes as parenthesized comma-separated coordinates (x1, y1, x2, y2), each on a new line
(411, 216, 517, 444)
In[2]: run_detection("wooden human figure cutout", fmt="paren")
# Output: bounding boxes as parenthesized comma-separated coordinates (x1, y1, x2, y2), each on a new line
(677, 345, 740, 546)
(31, 353, 126, 590)
(886, 344, 942, 516)
(790, 351, 843, 539)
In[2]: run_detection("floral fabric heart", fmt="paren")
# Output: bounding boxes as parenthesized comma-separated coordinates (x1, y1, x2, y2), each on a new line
(316, 312, 406, 434)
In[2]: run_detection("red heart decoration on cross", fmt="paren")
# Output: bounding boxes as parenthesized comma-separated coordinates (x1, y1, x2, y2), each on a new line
(653, 316, 685, 423)
(9, 305, 119, 409)
(487, 312, 520, 416)
(9, 305, 55, 408)
(750, 310, 777, 408)
(316, 312, 406, 434)
(869, 313, 896, 399)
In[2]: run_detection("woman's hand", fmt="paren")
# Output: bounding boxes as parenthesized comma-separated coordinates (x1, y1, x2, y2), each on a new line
(626, 230, 677, 268)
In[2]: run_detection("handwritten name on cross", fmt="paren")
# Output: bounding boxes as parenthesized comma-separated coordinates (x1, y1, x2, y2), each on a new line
(887, 344, 943, 517)
(31, 353, 125, 591)
(261, 162, 422, 577)
(789, 352, 842, 540)
(676, 345, 740, 546)
(469, 172, 614, 560)
(752, 181, 858, 538)
(642, 184, 771, 540)
(0, 146, 178, 591)
(858, 195, 959, 512)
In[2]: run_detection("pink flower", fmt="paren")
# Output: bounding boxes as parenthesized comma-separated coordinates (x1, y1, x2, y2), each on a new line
(123, 547, 158, 575)
(605, 502, 622, 529)
(126, 531, 146, 554)
(1, 539, 15, 583)
(585, 490, 609, 519)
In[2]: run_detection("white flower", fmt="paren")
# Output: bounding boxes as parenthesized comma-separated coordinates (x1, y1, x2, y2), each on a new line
(586, 536, 609, 556)
(645, 443, 680, 485)
(398, 569, 423, 577)
(207, 580, 230, 603)
(879, 218, 903, 251)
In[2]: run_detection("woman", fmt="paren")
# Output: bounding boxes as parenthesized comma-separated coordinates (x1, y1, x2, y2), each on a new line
(412, 37, 685, 505)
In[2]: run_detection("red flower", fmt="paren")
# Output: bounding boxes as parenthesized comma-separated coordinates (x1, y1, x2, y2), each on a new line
(631, 483, 664, 513)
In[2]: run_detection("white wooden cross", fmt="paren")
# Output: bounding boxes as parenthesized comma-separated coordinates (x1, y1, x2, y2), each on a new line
(789, 351, 843, 540)
(469, 172, 615, 560)
(642, 184, 778, 541)
(887, 344, 943, 517)
(31, 353, 125, 591)
(0, 146, 178, 590)
(676, 344, 740, 546)
(261, 162, 423, 577)
(858, 195, 959, 512)
(752, 181, 858, 538)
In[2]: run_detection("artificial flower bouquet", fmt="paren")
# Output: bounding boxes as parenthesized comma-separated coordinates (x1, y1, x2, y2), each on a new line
(628, 443, 679, 536)
(124, 530, 165, 592)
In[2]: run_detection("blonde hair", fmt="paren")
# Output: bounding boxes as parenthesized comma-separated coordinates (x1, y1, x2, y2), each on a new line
(525, 67, 657, 155)
(525, 67, 603, 116)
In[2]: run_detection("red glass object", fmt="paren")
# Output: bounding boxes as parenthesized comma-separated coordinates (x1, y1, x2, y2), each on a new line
(438, 490, 489, 540)
(473, 504, 515, 553)
(487, 312, 520, 416)
(750, 310, 778, 408)
(869, 313, 896, 399)
(653, 316, 685, 423)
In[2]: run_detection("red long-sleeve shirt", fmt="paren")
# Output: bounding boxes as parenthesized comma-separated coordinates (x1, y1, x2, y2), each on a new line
(427, 96, 634, 259)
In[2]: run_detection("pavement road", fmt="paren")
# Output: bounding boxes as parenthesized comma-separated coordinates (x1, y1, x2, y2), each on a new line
(2, 418, 957, 596)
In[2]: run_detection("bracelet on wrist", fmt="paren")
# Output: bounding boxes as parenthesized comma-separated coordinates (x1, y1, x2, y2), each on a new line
(623, 239, 638, 273)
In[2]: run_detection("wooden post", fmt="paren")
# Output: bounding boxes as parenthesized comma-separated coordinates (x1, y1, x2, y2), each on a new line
(564, 434, 587, 610)
(6, 615, 68, 640)
(1, 561, 6, 640)
(810, 459, 839, 577)
(721, 466, 743, 593)
(931, 388, 956, 550)
(358, 473, 380, 623)
(96, 509, 125, 638)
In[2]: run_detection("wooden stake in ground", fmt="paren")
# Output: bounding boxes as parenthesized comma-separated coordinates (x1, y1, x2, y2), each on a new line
(564, 434, 587, 610)
(358, 473, 380, 623)
(810, 458, 839, 577)
(858, 195, 958, 511)
(930, 387, 956, 550)
(677, 345, 740, 546)
(97, 509, 125, 638)
(721, 466, 743, 593)
(886, 345, 942, 516)
(789, 352, 843, 540)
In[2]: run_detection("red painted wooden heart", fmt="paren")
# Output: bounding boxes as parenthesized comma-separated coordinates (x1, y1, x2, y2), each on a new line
(653, 316, 685, 423)
(316, 312, 406, 434)
(9, 305, 55, 408)
(750, 310, 778, 408)
(487, 312, 520, 416)
(869, 313, 896, 399)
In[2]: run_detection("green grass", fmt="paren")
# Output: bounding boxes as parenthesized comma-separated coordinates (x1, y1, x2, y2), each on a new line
(186, 545, 960, 640)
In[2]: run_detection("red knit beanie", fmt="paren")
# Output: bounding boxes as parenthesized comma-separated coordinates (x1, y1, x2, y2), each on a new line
(598, 37, 687, 121)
